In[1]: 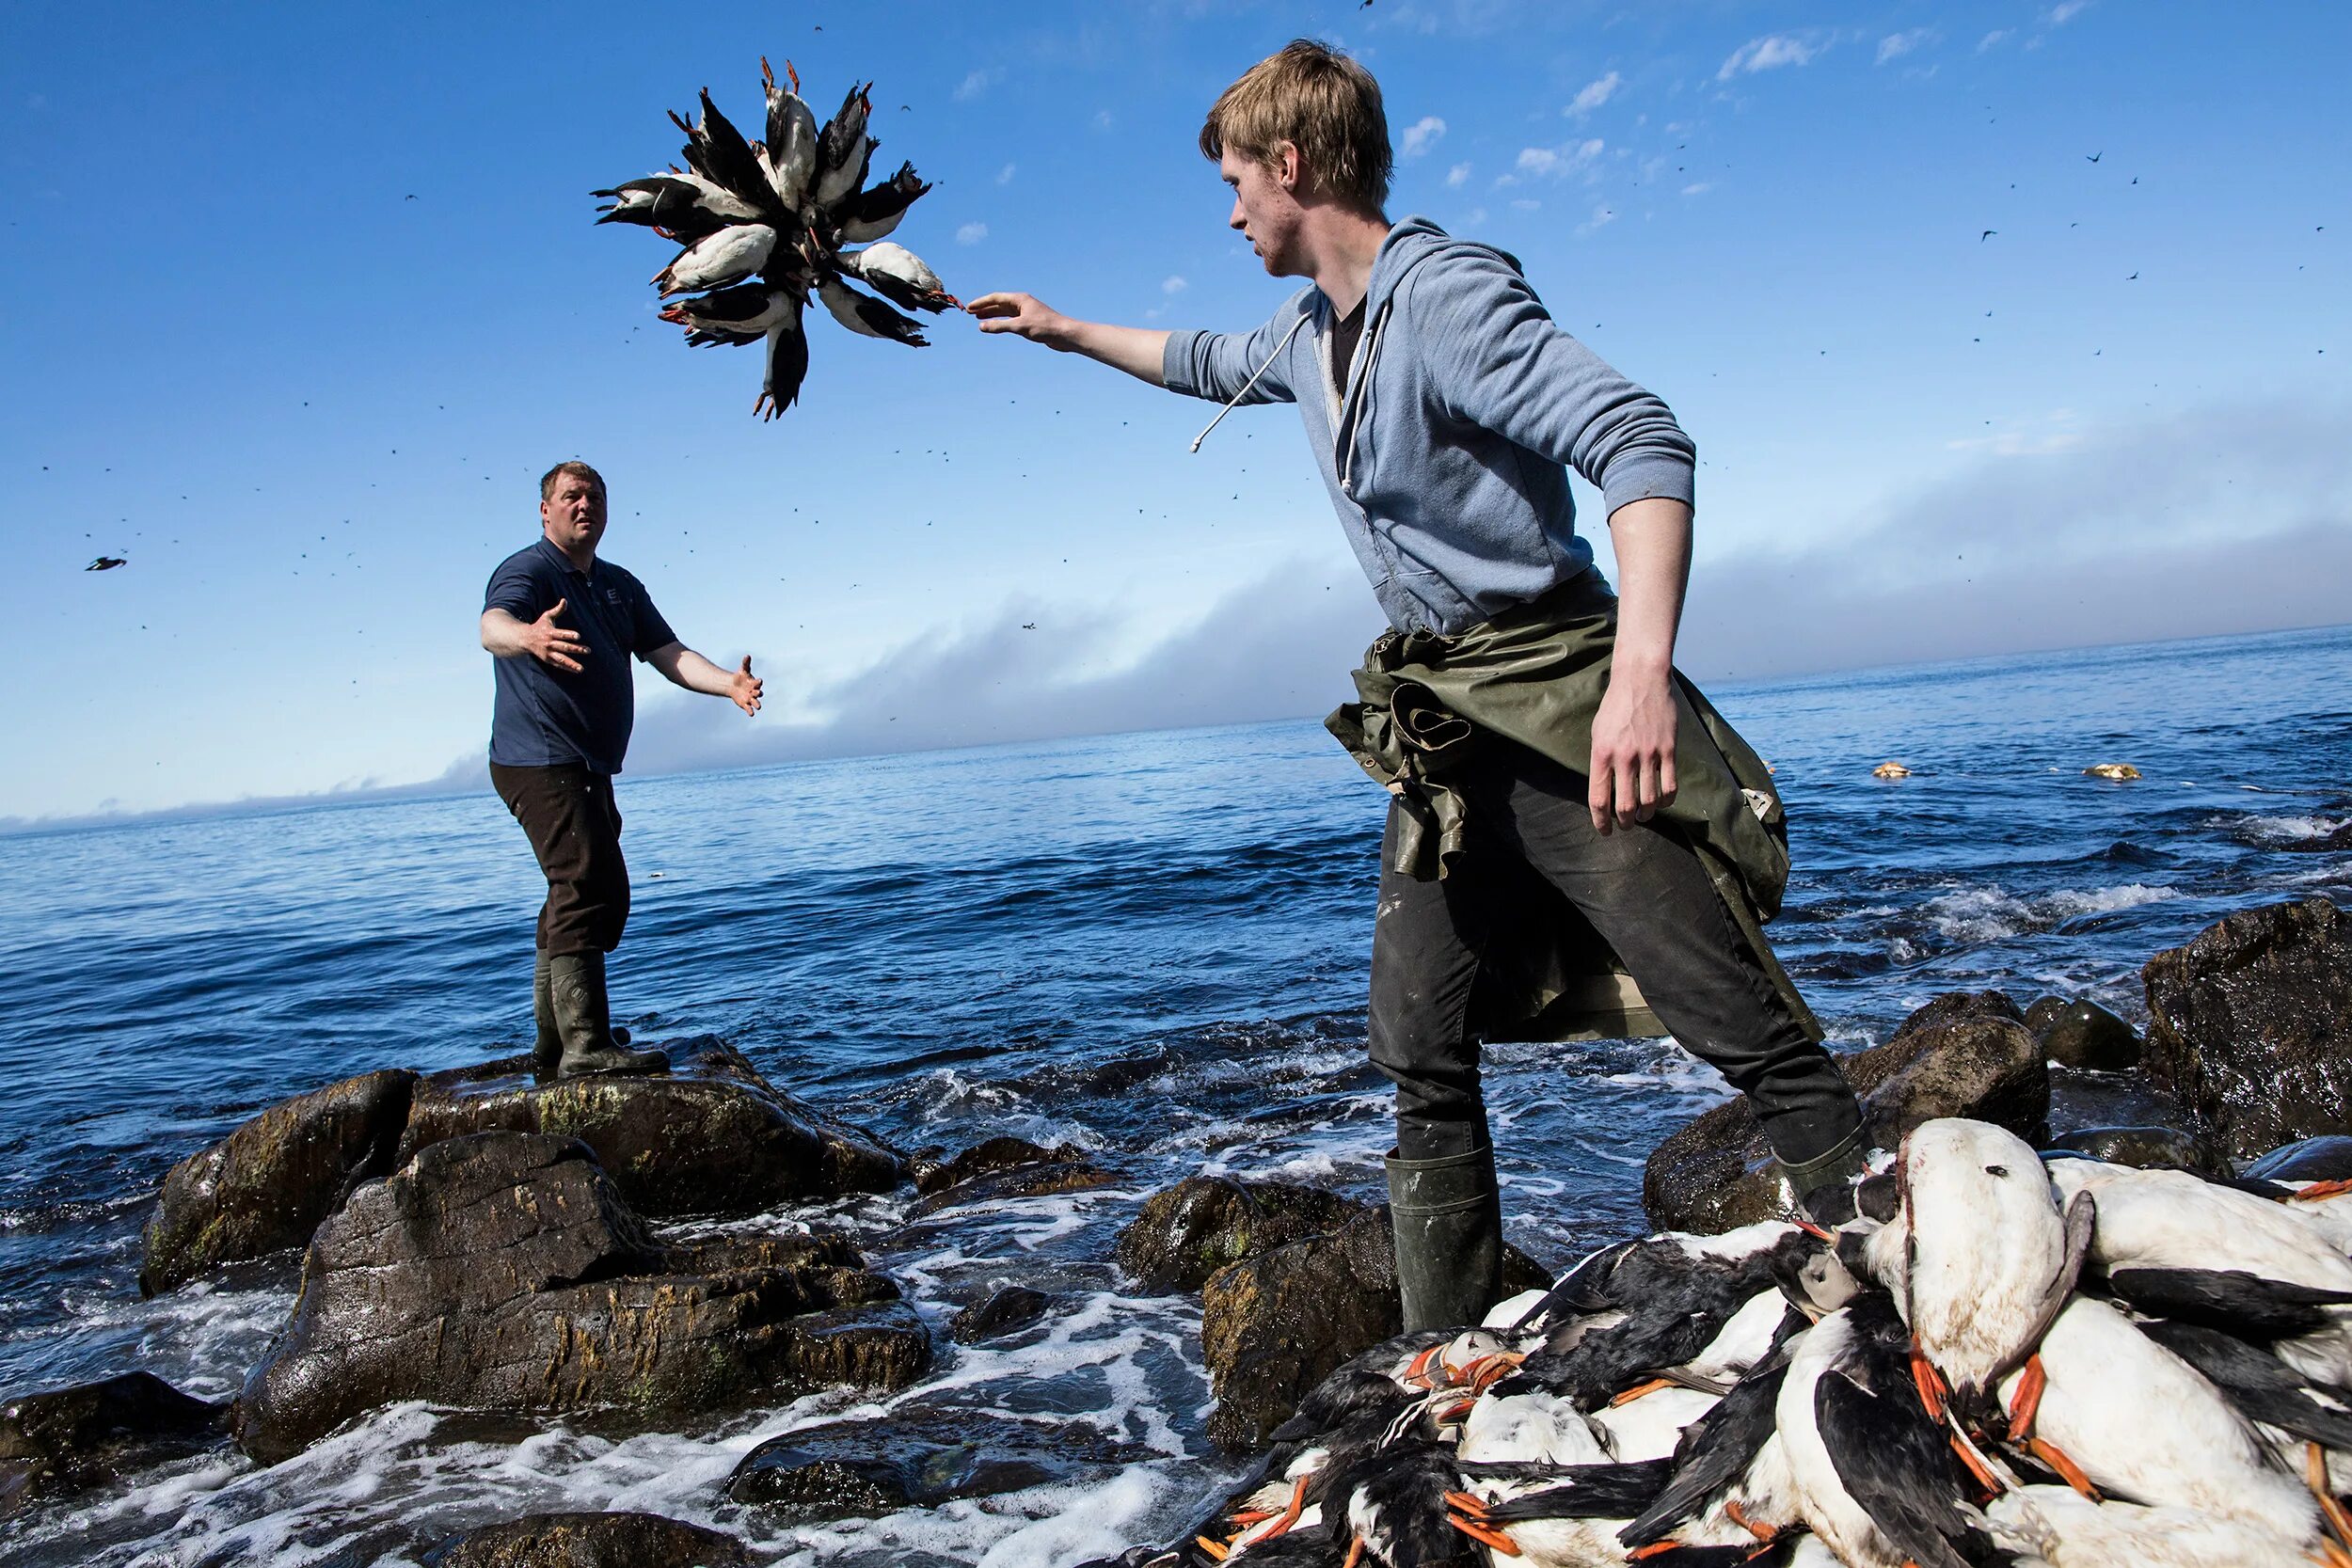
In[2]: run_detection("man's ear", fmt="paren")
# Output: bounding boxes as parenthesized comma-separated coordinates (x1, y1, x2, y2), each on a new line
(1276, 141, 1301, 191)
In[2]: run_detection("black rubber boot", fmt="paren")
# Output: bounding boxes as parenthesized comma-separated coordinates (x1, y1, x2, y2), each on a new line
(1386, 1141, 1504, 1333)
(1778, 1125, 1873, 1227)
(530, 950, 562, 1084)
(546, 951, 669, 1080)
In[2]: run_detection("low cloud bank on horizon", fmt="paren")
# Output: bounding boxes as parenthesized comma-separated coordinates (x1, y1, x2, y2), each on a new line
(11, 398, 2348, 834)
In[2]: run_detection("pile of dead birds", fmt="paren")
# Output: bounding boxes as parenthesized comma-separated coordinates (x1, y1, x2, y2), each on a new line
(1093, 1117, 2352, 1567)
(592, 58, 957, 419)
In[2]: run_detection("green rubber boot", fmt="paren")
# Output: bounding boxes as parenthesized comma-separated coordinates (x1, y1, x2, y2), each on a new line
(1386, 1142, 1504, 1333)
(546, 951, 669, 1080)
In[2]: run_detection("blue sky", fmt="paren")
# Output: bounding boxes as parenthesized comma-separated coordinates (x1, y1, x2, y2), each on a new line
(4, 0, 2346, 824)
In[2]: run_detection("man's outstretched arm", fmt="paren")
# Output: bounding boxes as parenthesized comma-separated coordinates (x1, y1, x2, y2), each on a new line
(644, 641, 762, 717)
(967, 293, 1169, 385)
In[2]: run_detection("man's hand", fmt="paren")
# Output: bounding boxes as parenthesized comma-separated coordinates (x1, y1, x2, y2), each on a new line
(967, 292, 1073, 348)
(728, 655, 763, 717)
(494, 599, 589, 673)
(1589, 670, 1678, 833)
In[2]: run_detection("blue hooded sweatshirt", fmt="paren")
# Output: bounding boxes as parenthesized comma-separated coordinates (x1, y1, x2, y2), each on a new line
(1162, 215, 1697, 637)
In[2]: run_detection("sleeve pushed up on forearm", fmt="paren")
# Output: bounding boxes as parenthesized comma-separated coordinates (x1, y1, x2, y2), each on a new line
(1159, 293, 1308, 406)
(1422, 257, 1696, 516)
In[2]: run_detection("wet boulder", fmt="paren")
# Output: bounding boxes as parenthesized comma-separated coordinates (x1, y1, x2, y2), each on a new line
(140, 1068, 417, 1296)
(1198, 1209, 1549, 1454)
(395, 1038, 903, 1217)
(949, 1286, 1052, 1344)
(2142, 897, 2352, 1161)
(2044, 1125, 2213, 1172)
(2026, 997, 2142, 1071)
(232, 1132, 928, 1464)
(726, 1406, 1154, 1519)
(1643, 992, 2049, 1234)
(2246, 1135, 2352, 1183)
(1114, 1175, 1371, 1294)
(419, 1511, 749, 1567)
(0, 1371, 227, 1517)
(906, 1137, 1120, 1218)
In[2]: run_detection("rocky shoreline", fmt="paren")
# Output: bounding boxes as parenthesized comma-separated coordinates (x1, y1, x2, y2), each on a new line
(5, 895, 2347, 1564)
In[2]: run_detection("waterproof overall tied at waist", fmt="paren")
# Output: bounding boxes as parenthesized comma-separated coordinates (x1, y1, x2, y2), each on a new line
(1325, 572, 1822, 1045)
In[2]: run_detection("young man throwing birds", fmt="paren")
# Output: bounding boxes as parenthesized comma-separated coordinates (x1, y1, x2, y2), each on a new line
(972, 41, 1871, 1331)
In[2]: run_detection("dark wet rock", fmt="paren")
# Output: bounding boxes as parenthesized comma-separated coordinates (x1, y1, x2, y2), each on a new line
(2274, 820, 2352, 854)
(1644, 998, 2050, 1234)
(419, 1510, 750, 1567)
(2142, 897, 2352, 1160)
(232, 1132, 928, 1464)
(949, 1286, 1052, 1344)
(912, 1135, 1077, 1194)
(1198, 1209, 1549, 1454)
(727, 1405, 1155, 1519)
(906, 1143, 1120, 1217)
(0, 1371, 227, 1516)
(395, 1038, 903, 1217)
(2044, 1125, 2216, 1172)
(140, 1069, 417, 1296)
(1115, 1175, 1372, 1294)
(2245, 1135, 2352, 1183)
(2026, 997, 2142, 1071)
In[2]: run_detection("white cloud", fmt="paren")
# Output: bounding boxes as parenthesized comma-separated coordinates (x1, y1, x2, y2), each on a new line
(1979, 28, 2013, 51)
(1445, 162, 1471, 188)
(1400, 116, 1447, 158)
(1510, 198, 1540, 211)
(1093, 109, 1114, 132)
(1466, 206, 1488, 227)
(1876, 28, 1934, 65)
(1515, 138, 1604, 179)
(952, 69, 1002, 103)
(956, 222, 989, 245)
(1566, 71, 1621, 118)
(1681, 182, 1713, 197)
(2044, 0, 2092, 23)
(996, 163, 1016, 185)
(1717, 35, 1820, 81)
(1576, 203, 1618, 237)
(1161, 276, 1187, 294)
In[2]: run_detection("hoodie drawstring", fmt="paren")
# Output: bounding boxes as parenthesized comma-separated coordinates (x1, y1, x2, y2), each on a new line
(1188, 312, 1310, 454)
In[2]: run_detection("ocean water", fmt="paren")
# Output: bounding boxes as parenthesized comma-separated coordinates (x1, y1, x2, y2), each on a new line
(1, 624, 2346, 1566)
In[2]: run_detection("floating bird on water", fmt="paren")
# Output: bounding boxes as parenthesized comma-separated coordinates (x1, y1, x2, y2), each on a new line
(594, 55, 953, 418)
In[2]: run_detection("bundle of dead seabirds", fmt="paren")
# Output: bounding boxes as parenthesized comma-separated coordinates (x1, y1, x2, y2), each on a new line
(593, 59, 957, 420)
(1086, 1118, 2352, 1568)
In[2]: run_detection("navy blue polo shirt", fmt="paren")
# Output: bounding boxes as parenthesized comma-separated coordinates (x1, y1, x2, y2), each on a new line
(485, 537, 677, 774)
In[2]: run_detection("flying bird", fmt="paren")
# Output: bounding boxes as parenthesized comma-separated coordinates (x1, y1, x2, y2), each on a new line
(1980, 230, 1997, 241)
(86, 556, 127, 571)
(594, 57, 952, 419)
(2086, 150, 2102, 163)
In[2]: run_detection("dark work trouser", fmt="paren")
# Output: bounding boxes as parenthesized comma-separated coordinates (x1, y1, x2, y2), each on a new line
(490, 762, 629, 957)
(1366, 736, 1860, 1168)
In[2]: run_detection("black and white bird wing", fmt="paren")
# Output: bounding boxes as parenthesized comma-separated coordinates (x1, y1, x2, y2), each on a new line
(1465, 1457, 1678, 1521)
(592, 173, 763, 242)
(1619, 1354, 1795, 1546)
(812, 82, 874, 212)
(1815, 1371, 2009, 1568)
(2136, 1317, 2352, 1450)
(846, 241, 956, 312)
(756, 298, 809, 420)
(835, 160, 932, 244)
(816, 274, 927, 345)
(675, 89, 776, 215)
(2104, 1266, 2352, 1339)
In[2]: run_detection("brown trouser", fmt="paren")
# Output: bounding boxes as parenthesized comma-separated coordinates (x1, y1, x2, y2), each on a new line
(490, 762, 628, 956)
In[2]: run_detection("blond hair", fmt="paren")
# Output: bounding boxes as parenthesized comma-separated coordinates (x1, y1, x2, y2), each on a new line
(1200, 40, 1391, 212)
